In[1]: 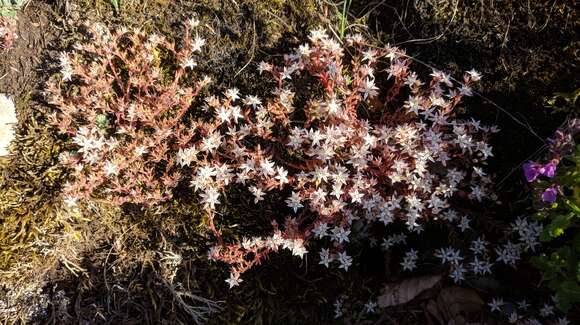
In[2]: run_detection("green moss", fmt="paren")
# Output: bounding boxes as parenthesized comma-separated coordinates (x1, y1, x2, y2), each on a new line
(0, 97, 71, 321)
(0, 97, 62, 265)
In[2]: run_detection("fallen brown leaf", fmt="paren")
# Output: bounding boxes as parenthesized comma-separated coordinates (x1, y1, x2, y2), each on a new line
(425, 299, 444, 324)
(378, 274, 443, 308)
(436, 286, 485, 325)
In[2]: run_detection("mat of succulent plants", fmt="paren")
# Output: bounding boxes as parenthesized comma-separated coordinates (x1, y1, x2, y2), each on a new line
(0, 1, 578, 324)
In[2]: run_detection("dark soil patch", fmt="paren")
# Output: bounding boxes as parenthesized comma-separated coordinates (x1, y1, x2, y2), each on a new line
(0, 1, 61, 98)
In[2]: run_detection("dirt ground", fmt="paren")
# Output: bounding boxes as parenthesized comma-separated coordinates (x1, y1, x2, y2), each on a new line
(0, 2, 58, 96)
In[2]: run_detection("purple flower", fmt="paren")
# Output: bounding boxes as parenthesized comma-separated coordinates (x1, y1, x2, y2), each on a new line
(523, 161, 541, 182)
(523, 160, 558, 182)
(540, 160, 558, 178)
(541, 186, 558, 203)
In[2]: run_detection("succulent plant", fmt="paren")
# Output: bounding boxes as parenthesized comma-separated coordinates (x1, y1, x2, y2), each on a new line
(0, 0, 28, 18)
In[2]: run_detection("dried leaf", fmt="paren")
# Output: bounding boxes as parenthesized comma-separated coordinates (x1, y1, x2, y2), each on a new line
(437, 286, 484, 324)
(378, 274, 443, 308)
(425, 299, 444, 324)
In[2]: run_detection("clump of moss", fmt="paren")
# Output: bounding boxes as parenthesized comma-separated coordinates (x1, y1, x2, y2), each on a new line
(0, 2, 75, 321)
(0, 97, 72, 321)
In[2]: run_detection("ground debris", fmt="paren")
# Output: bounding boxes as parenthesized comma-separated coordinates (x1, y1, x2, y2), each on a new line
(378, 274, 443, 308)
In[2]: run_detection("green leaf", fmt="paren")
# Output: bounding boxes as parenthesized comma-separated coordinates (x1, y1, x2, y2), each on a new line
(541, 213, 573, 241)
(564, 199, 580, 216)
(564, 247, 578, 278)
(556, 281, 580, 312)
(96, 114, 109, 129)
(531, 255, 561, 280)
(110, 0, 119, 13)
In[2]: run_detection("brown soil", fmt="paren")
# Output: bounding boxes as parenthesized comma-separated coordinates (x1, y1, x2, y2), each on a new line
(0, 1, 60, 99)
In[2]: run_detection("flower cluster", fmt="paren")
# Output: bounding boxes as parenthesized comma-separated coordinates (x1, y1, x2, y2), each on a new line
(525, 119, 580, 311)
(203, 28, 496, 286)
(47, 19, 210, 206)
(522, 119, 580, 203)
(394, 213, 541, 285)
(488, 296, 570, 325)
(48, 21, 497, 288)
(523, 160, 559, 202)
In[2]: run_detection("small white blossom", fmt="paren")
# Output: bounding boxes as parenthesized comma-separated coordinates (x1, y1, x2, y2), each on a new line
(470, 257, 493, 275)
(59, 52, 73, 81)
(364, 300, 377, 314)
(181, 57, 197, 69)
(470, 237, 487, 255)
(331, 226, 350, 244)
(191, 36, 206, 52)
(243, 95, 262, 107)
(539, 304, 554, 317)
(508, 312, 519, 324)
(466, 69, 482, 82)
(63, 195, 78, 209)
(225, 88, 240, 101)
(319, 248, 332, 267)
(458, 216, 471, 232)
(249, 186, 265, 203)
(225, 272, 243, 288)
(401, 249, 419, 271)
(290, 238, 308, 258)
(349, 189, 364, 204)
(286, 191, 304, 213)
(517, 299, 530, 311)
(187, 17, 200, 28)
(557, 317, 570, 325)
(495, 241, 522, 267)
(488, 297, 504, 312)
(312, 222, 329, 239)
(337, 251, 352, 271)
(200, 187, 220, 210)
(257, 61, 272, 74)
(449, 264, 466, 283)
(435, 247, 463, 265)
(333, 299, 343, 319)
(103, 161, 119, 176)
(359, 78, 379, 99)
